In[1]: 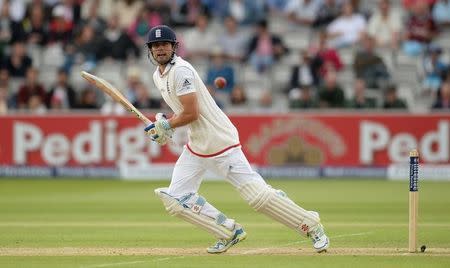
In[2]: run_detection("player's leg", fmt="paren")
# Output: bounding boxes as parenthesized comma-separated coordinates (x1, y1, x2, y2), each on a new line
(154, 147, 245, 252)
(211, 147, 329, 252)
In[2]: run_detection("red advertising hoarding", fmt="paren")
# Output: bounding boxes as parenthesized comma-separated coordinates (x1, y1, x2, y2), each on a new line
(0, 113, 449, 168)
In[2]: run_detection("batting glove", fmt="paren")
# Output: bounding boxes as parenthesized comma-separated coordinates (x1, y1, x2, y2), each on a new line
(144, 113, 173, 145)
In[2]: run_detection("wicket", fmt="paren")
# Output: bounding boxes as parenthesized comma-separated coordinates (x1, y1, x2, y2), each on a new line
(409, 149, 419, 253)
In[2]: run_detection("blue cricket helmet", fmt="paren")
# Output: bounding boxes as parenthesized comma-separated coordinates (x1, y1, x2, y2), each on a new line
(146, 25, 177, 48)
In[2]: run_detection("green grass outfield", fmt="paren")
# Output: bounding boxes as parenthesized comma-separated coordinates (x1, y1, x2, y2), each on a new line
(0, 178, 449, 268)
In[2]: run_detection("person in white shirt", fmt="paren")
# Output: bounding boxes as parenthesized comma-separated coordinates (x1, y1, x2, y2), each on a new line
(326, 1, 366, 48)
(144, 25, 329, 254)
(367, 0, 402, 49)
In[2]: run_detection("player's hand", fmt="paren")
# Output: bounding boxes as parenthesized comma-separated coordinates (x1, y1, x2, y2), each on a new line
(144, 113, 173, 145)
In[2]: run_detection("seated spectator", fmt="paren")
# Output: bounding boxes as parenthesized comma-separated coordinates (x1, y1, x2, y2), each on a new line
(0, 83, 7, 114)
(318, 71, 346, 107)
(3, 40, 32, 78)
(206, 48, 236, 94)
(124, 66, 142, 104)
(132, 82, 162, 109)
(77, 87, 98, 109)
(16, 67, 45, 109)
(420, 44, 448, 94)
(289, 86, 318, 109)
(288, 49, 317, 91)
(367, 0, 402, 49)
(113, 0, 144, 30)
(353, 34, 391, 88)
(432, 0, 450, 27)
(63, 24, 99, 72)
(48, 4, 73, 45)
(225, 0, 266, 25)
(285, 0, 323, 27)
(174, 0, 210, 27)
(46, 69, 77, 110)
(79, 0, 107, 36)
(97, 14, 140, 61)
(127, 8, 153, 47)
(313, 0, 342, 29)
(326, 1, 366, 48)
(402, 1, 438, 56)
(247, 20, 289, 73)
(0, 0, 25, 57)
(230, 84, 247, 105)
(28, 93, 47, 114)
(309, 31, 343, 83)
(183, 14, 216, 62)
(22, 4, 49, 47)
(147, 0, 173, 27)
(382, 84, 408, 109)
(218, 16, 248, 62)
(432, 82, 450, 109)
(347, 79, 377, 108)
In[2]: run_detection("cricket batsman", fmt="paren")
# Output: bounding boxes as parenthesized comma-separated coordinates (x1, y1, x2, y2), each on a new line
(144, 25, 329, 253)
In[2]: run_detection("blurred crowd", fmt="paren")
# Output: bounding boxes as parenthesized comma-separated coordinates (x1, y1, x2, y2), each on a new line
(0, 0, 450, 116)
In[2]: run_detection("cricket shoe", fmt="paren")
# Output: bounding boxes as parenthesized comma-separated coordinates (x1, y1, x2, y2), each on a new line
(207, 224, 247, 254)
(308, 211, 329, 253)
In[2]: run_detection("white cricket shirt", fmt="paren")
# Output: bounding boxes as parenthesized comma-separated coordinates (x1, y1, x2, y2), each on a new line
(152, 56, 240, 156)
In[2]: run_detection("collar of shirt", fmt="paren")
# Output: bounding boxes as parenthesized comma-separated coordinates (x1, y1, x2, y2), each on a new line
(158, 55, 178, 77)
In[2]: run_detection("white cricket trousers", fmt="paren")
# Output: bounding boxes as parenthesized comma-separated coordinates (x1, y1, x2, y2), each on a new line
(168, 146, 267, 197)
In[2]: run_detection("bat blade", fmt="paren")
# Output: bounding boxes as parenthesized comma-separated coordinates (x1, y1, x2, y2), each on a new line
(80, 71, 152, 126)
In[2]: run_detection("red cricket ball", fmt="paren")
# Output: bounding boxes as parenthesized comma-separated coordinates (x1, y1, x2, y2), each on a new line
(214, 77, 227, 89)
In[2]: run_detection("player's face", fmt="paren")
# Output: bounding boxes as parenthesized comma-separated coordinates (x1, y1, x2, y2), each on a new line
(150, 42, 174, 65)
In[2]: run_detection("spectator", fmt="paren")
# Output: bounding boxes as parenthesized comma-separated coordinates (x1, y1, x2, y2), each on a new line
(288, 49, 316, 91)
(225, 0, 266, 25)
(206, 48, 236, 94)
(63, 24, 99, 72)
(174, 0, 210, 27)
(326, 1, 366, 48)
(230, 84, 247, 105)
(0, 83, 7, 114)
(183, 14, 215, 61)
(16, 67, 46, 109)
(352, 34, 391, 88)
(247, 20, 288, 73)
(432, 0, 450, 27)
(97, 14, 140, 61)
(77, 87, 98, 109)
(127, 7, 152, 47)
(218, 16, 248, 62)
(46, 68, 77, 110)
(347, 79, 377, 108)
(132, 81, 162, 109)
(285, 0, 323, 27)
(0, 0, 25, 57)
(113, 0, 144, 30)
(402, 1, 438, 57)
(3, 40, 31, 78)
(432, 82, 450, 109)
(402, 0, 436, 11)
(382, 84, 408, 109)
(289, 86, 318, 109)
(79, 0, 107, 36)
(124, 66, 142, 104)
(28, 92, 47, 114)
(313, 0, 342, 29)
(48, 4, 73, 45)
(367, 0, 402, 49)
(101, 95, 126, 115)
(318, 71, 346, 107)
(309, 31, 343, 82)
(22, 3, 49, 47)
(147, 0, 172, 27)
(420, 44, 448, 95)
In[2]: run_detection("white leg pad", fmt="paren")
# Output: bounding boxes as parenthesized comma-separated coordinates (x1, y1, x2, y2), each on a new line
(155, 188, 234, 239)
(239, 182, 320, 237)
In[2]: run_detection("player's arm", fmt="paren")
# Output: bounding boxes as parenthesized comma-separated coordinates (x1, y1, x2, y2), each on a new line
(168, 92, 199, 128)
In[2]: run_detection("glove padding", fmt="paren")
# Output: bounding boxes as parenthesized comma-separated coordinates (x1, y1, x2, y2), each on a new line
(144, 113, 174, 145)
